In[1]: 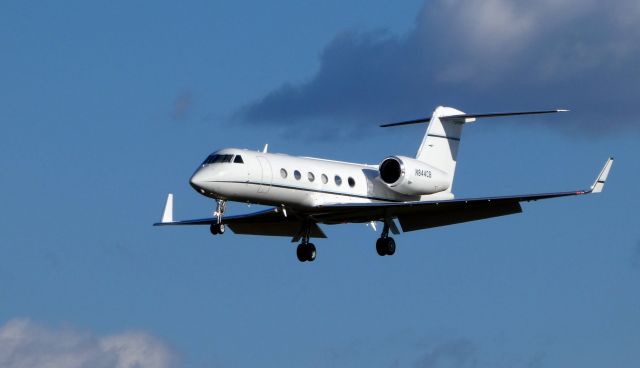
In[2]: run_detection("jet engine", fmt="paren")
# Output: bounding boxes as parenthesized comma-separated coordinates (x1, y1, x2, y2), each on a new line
(378, 156, 450, 195)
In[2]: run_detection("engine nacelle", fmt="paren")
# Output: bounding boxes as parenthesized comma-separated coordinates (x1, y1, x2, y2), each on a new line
(378, 156, 450, 195)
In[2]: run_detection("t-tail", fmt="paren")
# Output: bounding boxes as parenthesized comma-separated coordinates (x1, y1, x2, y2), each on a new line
(380, 106, 569, 194)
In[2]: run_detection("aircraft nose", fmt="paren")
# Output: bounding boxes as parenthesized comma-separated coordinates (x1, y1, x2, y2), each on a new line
(190, 169, 207, 192)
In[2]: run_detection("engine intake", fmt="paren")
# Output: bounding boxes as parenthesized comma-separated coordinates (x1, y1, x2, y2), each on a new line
(378, 156, 450, 195)
(379, 158, 403, 184)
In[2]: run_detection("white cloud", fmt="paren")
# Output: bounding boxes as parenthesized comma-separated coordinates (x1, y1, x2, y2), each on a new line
(0, 319, 180, 368)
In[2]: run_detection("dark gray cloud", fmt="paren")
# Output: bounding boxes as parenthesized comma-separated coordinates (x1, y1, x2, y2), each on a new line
(238, 0, 640, 134)
(0, 319, 181, 368)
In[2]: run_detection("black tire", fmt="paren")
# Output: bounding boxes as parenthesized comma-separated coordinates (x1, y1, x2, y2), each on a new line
(307, 243, 317, 262)
(386, 237, 396, 256)
(218, 223, 225, 234)
(210, 224, 219, 235)
(376, 238, 386, 256)
(296, 244, 307, 262)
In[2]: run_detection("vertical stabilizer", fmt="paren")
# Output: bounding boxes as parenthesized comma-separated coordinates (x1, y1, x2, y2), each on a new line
(416, 106, 473, 192)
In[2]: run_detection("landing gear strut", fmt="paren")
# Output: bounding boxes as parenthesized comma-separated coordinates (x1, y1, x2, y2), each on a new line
(376, 222, 396, 256)
(209, 199, 226, 235)
(296, 224, 317, 262)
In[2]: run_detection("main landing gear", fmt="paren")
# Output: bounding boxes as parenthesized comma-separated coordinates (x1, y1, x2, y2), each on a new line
(296, 224, 317, 262)
(376, 222, 396, 256)
(209, 199, 226, 235)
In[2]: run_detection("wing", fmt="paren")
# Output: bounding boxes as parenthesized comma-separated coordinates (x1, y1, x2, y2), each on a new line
(154, 201, 326, 238)
(312, 157, 613, 232)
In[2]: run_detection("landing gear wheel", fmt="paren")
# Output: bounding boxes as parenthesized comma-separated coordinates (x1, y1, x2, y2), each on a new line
(296, 243, 317, 262)
(385, 237, 396, 255)
(209, 223, 225, 236)
(376, 238, 387, 256)
(376, 237, 396, 256)
(307, 243, 317, 262)
(296, 244, 307, 262)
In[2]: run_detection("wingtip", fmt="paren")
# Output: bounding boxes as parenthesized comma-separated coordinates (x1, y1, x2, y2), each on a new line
(589, 157, 614, 194)
(160, 193, 174, 223)
(557, 109, 570, 112)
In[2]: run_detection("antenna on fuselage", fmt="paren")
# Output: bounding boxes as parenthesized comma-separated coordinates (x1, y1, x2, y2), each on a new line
(262, 143, 269, 153)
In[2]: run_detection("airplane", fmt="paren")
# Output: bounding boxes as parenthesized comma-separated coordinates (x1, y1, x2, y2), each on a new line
(154, 106, 613, 262)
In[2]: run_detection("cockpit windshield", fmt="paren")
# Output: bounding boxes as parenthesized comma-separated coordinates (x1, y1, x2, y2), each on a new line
(201, 154, 244, 166)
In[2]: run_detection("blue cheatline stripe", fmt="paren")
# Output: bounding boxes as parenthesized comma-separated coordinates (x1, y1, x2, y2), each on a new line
(428, 134, 461, 141)
(207, 180, 403, 202)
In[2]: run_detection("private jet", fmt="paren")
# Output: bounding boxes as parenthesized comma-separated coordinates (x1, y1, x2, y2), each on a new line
(155, 106, 613, 262)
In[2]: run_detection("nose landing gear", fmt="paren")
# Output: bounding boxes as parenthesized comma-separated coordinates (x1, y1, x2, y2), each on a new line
(209, 199, 226, 236)
(376, 222, 396, 256)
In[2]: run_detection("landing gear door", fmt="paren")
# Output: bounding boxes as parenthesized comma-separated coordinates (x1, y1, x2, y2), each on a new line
(256, 156, 272, 193)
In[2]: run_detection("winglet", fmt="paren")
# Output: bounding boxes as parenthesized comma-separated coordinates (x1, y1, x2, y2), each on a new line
(161, 193, 174, 223)
(590, 157, 614, 193)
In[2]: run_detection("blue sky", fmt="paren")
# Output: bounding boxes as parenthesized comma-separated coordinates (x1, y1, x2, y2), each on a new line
(1, 1, 639, 367)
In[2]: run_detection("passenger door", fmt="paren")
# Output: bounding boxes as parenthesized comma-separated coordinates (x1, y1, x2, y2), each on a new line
(256, 156, 272, 193)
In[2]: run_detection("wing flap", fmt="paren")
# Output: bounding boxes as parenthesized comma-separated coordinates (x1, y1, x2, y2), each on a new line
(153, 208, 279, 226)
(397, 201, 522, 232)
(313, 190, 580, 225)
(227, 221, 326, 238)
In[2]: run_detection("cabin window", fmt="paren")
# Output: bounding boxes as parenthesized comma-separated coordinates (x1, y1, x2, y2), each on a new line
(234, 155, 244, 164)
(334, 175, 342, 186)
(294, 170, 302, 180)
(280, 168, 288, 179)
(348, 177, 355, 187)
(308, 172, 315, 182)
(321, 174, 328, 184)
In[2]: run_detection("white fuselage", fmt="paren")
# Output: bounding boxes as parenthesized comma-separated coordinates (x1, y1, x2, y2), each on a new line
(189, 148, 454, 209)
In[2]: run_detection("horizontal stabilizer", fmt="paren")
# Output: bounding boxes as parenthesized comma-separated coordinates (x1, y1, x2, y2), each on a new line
(380, 109, 568, 127)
